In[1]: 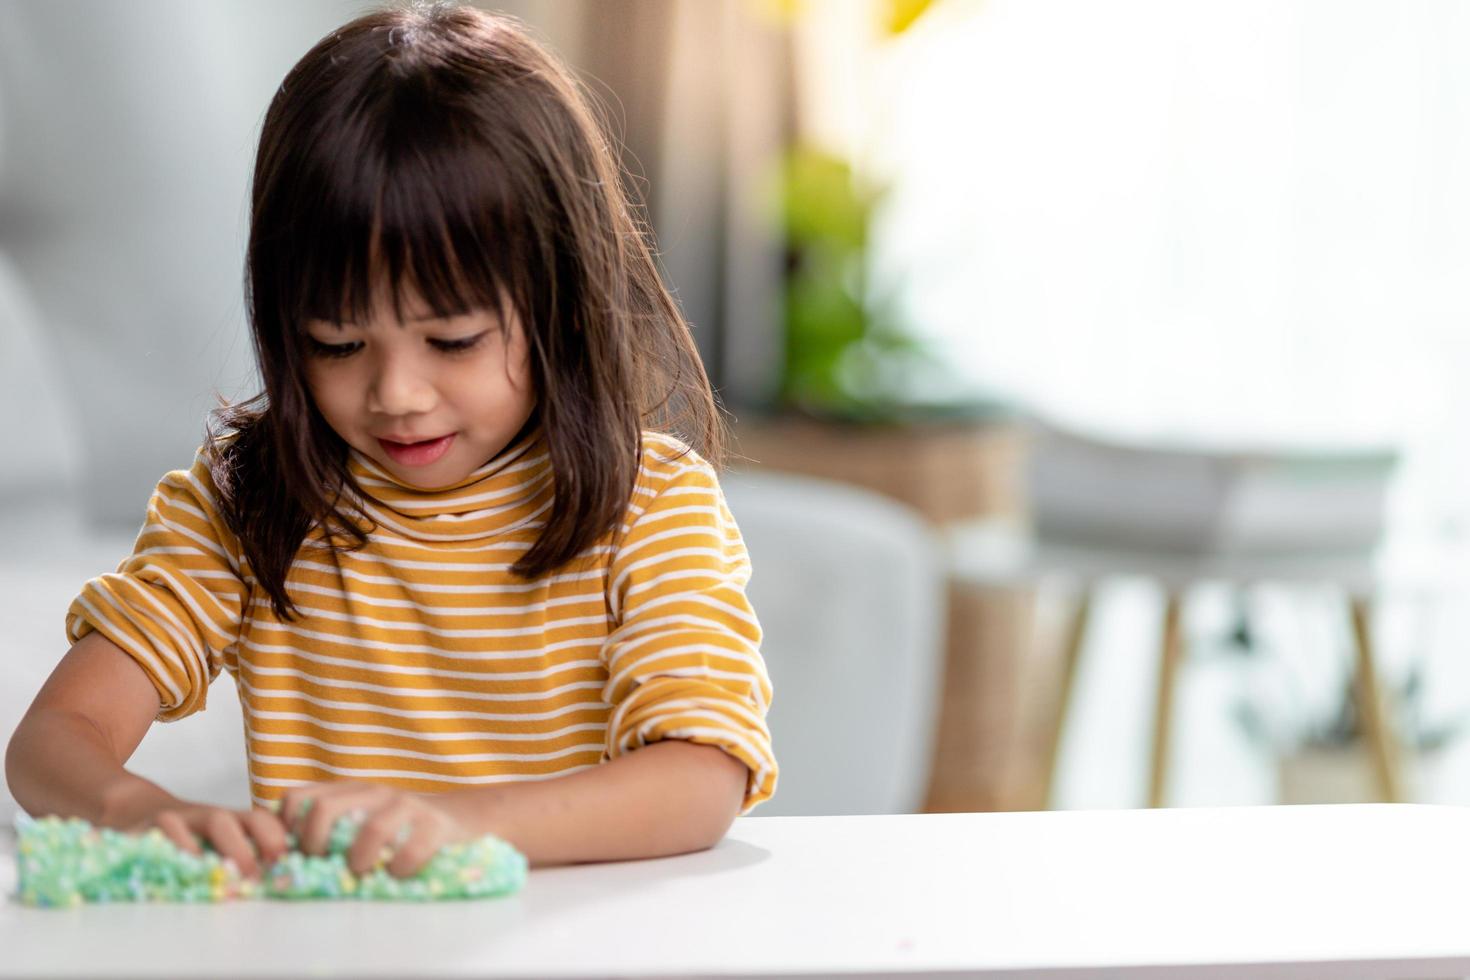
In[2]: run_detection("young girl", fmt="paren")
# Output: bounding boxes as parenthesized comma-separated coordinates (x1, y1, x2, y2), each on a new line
(4, 1, 775, 881)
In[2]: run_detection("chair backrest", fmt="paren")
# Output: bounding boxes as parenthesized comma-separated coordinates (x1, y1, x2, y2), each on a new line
(720, 468, 947, 816)
(0, 254, 85, 505)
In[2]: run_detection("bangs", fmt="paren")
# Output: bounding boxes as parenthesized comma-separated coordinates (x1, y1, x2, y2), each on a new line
(260, 62, 527, 333)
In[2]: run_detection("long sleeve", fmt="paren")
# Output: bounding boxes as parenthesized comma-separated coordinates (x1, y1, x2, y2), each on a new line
(63, 445, 250, 722)
(601, 438, 778, 814)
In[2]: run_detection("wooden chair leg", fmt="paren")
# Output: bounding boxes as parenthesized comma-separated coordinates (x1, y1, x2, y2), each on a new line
(1041, 589, 1093, 809)
(1348, 597, 1405, 802)
(1148, 592, 1185, 809)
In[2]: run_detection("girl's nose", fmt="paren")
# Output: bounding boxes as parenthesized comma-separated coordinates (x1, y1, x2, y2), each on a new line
(366, 357, 437, 416)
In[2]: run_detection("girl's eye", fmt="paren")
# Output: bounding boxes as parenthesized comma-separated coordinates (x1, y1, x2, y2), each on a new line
(431, 332, 490, 355)
(307, 339, 361, 359)
(306, 332, 490, 359)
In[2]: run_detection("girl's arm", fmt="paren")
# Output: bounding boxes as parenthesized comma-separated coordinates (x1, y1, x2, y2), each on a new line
(431, 739, 749, 866)
(5, 631, 174, 827)
(6, 631, 288, 878)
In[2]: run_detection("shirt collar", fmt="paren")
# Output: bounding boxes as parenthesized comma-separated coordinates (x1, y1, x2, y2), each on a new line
(341, 425, 553, 535)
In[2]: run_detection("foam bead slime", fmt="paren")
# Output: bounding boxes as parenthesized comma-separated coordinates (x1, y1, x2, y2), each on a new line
(14, 814, 259, 907)
(263, 796, 528, 902)
(13, 801, 527, 907)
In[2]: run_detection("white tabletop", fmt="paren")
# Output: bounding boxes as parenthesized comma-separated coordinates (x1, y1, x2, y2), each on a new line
(5, 805, 1470, 979)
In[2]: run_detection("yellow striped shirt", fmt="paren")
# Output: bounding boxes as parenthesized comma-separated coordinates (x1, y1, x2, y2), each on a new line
(65, 427, 777, 814)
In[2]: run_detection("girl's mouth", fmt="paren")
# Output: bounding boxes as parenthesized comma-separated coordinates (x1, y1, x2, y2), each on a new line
(378, 433, 456, 466)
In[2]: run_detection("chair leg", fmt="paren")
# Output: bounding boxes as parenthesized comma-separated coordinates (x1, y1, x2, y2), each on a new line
(1041, 589, 1093, 809)
(1348, 597, 1405, 802)
(1148, 592, 1185, 809)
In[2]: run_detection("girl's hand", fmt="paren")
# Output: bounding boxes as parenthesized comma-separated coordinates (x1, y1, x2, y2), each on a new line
(278, 780, 476, 878)
(124, 801, 290, 881)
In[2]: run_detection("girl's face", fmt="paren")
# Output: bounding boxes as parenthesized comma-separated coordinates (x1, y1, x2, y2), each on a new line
(302, 283, 537, 489)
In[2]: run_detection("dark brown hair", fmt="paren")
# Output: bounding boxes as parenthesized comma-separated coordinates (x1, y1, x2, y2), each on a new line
(204, 1, 724, 623)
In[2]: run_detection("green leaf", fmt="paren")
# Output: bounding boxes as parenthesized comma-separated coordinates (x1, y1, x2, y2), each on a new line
(782, 145, 876, 251)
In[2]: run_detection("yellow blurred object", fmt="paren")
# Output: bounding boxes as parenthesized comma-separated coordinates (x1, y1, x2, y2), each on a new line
(884, 0, 938, 34)
(744, 0, 804, 27)
(745, 0, 942, 33)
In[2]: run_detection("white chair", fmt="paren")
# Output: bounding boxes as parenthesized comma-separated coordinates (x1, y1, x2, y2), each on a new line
(721, 469, 948, 816)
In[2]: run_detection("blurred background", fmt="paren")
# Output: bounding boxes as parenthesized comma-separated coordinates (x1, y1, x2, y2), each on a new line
(5, 0, 1470, 821)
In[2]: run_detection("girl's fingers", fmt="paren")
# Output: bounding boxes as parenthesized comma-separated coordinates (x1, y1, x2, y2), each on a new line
(243, 806, 291, 865)
(298, 788, 379, 856)
(199, 809, 262, 880)
(276, 794, 297, 829)
(278, 782, 338, 830)
(154, 810, 202, 856)
(277, 785, 322, 831)
(346, 804, 412, 876)
(133, 807, 276, 880)
(281, 781, 371, 847)
(386, 816, 433, 879)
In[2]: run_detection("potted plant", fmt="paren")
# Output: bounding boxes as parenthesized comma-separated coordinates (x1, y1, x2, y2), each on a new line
(777, 142, 1001, 425)
(1227, 608, 1467, 803)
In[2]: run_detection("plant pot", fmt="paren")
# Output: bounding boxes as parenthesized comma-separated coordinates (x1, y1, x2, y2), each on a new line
(1276, 743, 1441, 804)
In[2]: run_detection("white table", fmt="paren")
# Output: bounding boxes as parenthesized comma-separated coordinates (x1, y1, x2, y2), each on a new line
(5, 805, 1470, 979)
(944, 519, 1470, 810)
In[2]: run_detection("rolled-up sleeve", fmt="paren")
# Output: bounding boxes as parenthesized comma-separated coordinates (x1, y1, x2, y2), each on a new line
(64, 445, 250, 722)
(601, 438, 778, 814)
